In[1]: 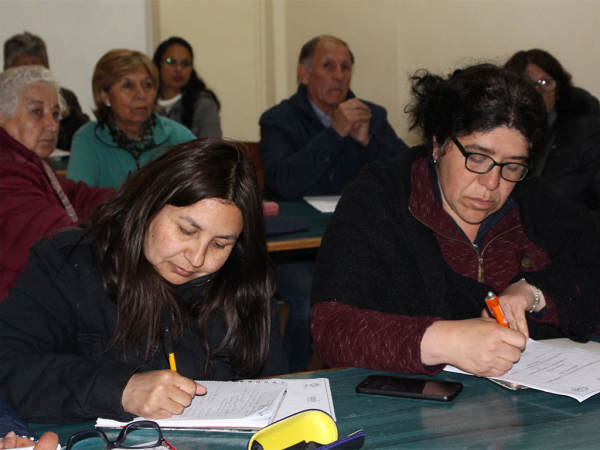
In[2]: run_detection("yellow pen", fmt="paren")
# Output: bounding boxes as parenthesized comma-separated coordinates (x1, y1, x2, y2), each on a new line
(164, 326, 177, 371)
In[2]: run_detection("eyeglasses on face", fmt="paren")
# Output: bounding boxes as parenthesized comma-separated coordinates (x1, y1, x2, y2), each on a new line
(533, 77, 557, 93)
(452, 138, 529, 182)
(66, 421, 164, 450)
(162, 57, 192, 69)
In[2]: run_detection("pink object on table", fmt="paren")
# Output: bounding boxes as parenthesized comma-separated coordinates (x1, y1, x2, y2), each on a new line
(263, 201, 279, 216)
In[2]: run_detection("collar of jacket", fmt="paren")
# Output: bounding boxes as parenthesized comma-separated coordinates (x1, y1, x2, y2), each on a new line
(92, 113, 173, 152)
(0, 126, 46, 171)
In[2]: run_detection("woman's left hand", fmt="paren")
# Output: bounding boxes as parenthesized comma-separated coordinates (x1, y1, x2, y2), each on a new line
(0, 432, 31, 449)
(481, 280, 545, 339)
(0, 431, 59, 449)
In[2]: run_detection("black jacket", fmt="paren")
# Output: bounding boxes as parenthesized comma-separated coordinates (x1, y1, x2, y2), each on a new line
(313, 147, 600, 337)
(311, 148, 600, 375)
(259, 85, 407, 200)
(539, 88, 600, 214)
(0, 230, 286, 423)
(58, 87, 89, 151)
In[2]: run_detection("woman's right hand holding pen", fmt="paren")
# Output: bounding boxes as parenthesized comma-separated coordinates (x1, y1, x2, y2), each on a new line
(122, 370, 207, 419)
(421, 318, 527, 377)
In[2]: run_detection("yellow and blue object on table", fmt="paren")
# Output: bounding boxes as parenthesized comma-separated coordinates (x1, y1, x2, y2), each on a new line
(248, 410, 364, 450)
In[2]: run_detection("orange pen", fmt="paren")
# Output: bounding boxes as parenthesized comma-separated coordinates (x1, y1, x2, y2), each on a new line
(485, 292, 509, 327)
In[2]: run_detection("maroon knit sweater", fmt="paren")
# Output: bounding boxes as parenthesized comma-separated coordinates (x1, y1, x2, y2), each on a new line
(0, 127, 112, 301)
(312, 155, 598, 374)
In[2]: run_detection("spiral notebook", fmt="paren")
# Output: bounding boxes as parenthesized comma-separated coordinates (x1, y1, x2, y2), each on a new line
(96, 380, 287, 430)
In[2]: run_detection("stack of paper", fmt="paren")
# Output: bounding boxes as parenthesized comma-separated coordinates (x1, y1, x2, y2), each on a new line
(97, 380, 287, 430)
(271, 378, 336, 421)
(444, 339, 600, 402)
(96, 377, 336, 431)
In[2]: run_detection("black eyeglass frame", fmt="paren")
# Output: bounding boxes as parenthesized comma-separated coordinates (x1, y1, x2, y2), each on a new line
(452, 138, 529, 182)
(66, 421, 164, 450)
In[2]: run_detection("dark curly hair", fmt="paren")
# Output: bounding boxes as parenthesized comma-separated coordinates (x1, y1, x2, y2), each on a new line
(153, 37, 220, 131)
(406, 63, 548, 164)
(503, 49, 574, 115)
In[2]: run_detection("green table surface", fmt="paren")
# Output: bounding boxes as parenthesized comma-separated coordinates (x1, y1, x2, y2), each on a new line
(48, 156, 69, 173)
(266, 200, 333, 244)
(28, 366, 600, 449)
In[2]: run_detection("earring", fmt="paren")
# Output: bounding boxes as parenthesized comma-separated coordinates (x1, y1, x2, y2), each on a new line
(433, 158, 437, 165)
(105, 102, 111, 108)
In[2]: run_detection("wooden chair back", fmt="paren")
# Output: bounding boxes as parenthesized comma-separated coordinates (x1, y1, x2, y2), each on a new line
(238, 141, 264, 192)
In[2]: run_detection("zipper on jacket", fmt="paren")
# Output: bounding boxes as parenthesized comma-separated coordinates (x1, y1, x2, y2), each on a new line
(409, 207, 522, 283)
(477, 224, 522, 282)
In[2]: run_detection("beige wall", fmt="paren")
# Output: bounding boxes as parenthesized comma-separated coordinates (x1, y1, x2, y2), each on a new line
(156, 0, 270, 142)
(159, 0, 600, 143)
(0, 0, 152, 119)
(2, 0, 597, 142)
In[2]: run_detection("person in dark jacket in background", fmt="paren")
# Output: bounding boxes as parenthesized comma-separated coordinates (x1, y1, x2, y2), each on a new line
(504, 49, 600, 216)
(259, 35, 407, 201)
(0, 139, 286, 423)
(312, 64, 600, 377)
(259, 35, 407, 372)
(3, 31, 89, 151)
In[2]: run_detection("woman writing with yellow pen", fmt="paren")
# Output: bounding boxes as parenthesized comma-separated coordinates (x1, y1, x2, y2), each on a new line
(0, 139, 286, 423)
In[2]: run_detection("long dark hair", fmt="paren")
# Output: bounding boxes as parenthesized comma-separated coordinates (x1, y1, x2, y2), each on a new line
(406, 63, 548, 164)
(504, 49, 574, 115)
(85, 138, 274, 378)
(152, 37, 220, 130)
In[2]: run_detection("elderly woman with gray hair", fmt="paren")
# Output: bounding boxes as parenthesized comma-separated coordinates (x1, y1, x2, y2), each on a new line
(0, 65, 112, 301)
(3, 31, 90, 151)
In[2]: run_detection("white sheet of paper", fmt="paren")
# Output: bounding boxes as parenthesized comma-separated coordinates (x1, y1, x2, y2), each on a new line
(303, 196, 341, 213)
(170, 380, 285, 422)
(48, 148, 70, 159)
(96, 380, 287, 429)
(270, 378, 336, 421)
(96, 378, 336, 431)
(444, 339, 600, 402)
(537, 337, 600, 355)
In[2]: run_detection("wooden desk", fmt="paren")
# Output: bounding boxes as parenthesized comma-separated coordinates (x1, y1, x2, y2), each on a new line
(266, 201, 333, 252)
(28, 365, 600, 449)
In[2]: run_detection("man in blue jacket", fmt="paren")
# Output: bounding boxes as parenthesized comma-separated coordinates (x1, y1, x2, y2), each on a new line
(259, 35, 407, 371)
(260, 35, 407, 200)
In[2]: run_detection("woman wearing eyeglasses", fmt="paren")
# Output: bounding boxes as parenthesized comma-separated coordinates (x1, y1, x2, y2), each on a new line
(311, 64, 600, 378)
(153, 37, 222, 139)
(504, 49, 600, 216)
(0, 139, 286, 423)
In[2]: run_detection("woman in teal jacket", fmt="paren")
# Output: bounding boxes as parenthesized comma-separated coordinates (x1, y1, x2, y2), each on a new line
(67, 49, 194, 189)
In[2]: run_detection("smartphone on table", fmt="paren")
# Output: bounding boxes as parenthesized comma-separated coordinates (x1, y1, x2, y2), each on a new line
(356, 375, 463, 402)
